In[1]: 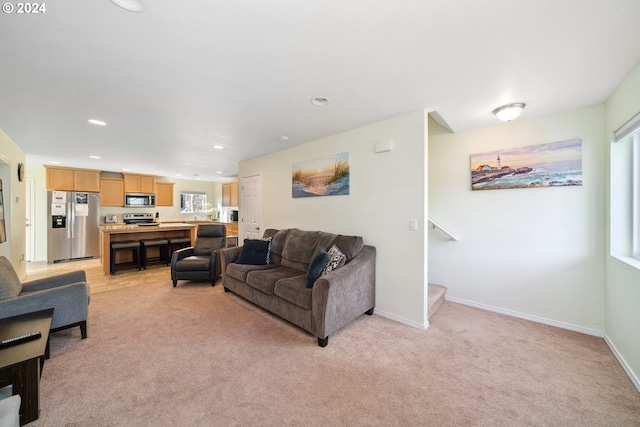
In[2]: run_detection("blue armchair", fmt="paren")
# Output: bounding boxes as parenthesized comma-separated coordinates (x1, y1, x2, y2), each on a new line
(0, 256, 90, 339)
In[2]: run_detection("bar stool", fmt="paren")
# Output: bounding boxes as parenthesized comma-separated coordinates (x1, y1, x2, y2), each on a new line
(168, 237, 192, 255)
(140, 238, 170, 269)
(110, 240, 141, 275)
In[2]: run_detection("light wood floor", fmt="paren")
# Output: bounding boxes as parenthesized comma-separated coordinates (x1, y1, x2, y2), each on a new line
(25, 258, 192, 294)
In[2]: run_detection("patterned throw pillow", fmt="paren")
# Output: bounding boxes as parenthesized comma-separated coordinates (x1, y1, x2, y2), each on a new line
(322, 245, 347, 275)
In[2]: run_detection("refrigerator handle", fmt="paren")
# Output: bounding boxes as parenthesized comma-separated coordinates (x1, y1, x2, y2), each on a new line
(68, 202, 74, 239)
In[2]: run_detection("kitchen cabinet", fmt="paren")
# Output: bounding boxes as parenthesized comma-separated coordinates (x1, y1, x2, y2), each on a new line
(100, 178, 124, 206)
(222, 182, 238, 207)
(123, 173, 156, 194)
(46, 166, 100, 192)
(156, 182, 174, 206)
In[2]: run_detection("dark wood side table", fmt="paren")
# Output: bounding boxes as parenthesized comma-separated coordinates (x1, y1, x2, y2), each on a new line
(0, 308, 53, 426)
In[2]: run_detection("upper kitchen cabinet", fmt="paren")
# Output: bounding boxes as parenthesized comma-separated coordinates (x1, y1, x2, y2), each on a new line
(100, 178, 124, 206)
(45, 166, 101, 192)
(222, 181, 238, 207)
(155, 182, 174, 206)
(123, 173, 156, 194)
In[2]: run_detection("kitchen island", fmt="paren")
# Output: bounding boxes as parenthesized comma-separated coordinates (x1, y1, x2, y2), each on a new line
(99, 223, 197, 276)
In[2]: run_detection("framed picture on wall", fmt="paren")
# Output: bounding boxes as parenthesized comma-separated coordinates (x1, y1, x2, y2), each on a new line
(470, 139, 583, 191)
(292, 152, 350, 198)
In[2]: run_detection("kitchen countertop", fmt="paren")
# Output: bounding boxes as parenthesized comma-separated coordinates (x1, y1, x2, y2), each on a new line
(100, 222, 196, 231)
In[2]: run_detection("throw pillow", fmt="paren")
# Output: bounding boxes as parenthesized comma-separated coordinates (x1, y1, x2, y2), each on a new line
(322, 245, 347, 275)
(236, 238, 272, 265)
(306, 249, 329, 288)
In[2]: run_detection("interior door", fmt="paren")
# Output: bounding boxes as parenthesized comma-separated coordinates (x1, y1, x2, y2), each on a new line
(25, 178, 35, 261)
(242, 174, 262, 239)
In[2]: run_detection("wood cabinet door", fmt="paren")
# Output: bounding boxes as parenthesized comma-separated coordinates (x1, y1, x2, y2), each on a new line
(156, 182, 174, 206)
(100, 179, 124, 206)
(222, 184, 231, 206)
(123, 174, 141, 193)
(75, 170, 100, 192)
(46, 168, 75, 190)
(140, 175, 156, 193)
(230, 182, 239, 206)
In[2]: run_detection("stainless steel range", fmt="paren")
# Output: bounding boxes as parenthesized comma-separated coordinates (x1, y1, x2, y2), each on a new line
(123, 213, 156, 225)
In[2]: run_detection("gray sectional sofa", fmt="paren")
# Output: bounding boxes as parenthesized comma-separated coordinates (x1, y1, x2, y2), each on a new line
(219, 228, 376, 347)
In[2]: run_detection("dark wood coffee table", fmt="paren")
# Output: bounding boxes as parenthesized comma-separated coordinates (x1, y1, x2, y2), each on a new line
(0, 308, 53, 426)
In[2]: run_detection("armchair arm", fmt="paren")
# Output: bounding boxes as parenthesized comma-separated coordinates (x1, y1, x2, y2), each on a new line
(170, 247, 195, 266)
(1, 282, 90, 330)
(22, 270, 87, 292)
(311, 245, 376, 339)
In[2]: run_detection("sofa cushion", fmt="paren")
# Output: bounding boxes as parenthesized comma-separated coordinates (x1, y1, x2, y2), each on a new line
(263, 229, 288, 265)
(237, 238, 271, 265)
(0, 256, 22, 301)
(246, 266, 302, 295)
(281, 229, 336, 272)
(227, 263, 278, 282)
(306, 249, 329, 288)
(328, 235, 363, 262)
(322, 245, 347, 275)
(274, 275, 312, 310)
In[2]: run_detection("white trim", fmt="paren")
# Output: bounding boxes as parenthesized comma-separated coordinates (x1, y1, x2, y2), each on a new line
(604, 335, 640, 393)
(374, 308, 429, 330)
(445, 295, 604, 337)
(614, 110, 640, 143)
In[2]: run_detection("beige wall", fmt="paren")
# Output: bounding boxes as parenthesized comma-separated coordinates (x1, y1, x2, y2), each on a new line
(428, 105, 607, 334)
(239, 110, 429, 328)
(0, 128, 27, 278)
(605, 60, 640, 389)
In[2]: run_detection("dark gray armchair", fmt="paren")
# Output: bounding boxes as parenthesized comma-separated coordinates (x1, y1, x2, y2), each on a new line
(171, 224, 226, 287)
(0, 256, 90, 339)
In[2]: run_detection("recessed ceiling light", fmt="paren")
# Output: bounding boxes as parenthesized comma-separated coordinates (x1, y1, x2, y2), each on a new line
(122, 168, 130, 171)
(50, 161, 60, 164)
(176, 174, 182, 177)
(108, 0, 146, 12)
(281, 135, 289, 142)
(217, 171, 223, 174)
(88, 119, 107, 126)
(311, 97, 329, 106)
(89, 155, 101, 159)
(213, 145, 224, 149)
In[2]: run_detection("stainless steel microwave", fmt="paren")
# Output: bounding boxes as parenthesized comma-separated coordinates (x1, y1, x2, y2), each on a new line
(124, 193, 155, 208)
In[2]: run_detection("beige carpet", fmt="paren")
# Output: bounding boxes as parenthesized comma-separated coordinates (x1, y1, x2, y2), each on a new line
(31, 279, 640, 427)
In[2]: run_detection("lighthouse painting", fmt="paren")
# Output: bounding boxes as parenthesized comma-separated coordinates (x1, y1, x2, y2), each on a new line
(470, 139, 583, 191)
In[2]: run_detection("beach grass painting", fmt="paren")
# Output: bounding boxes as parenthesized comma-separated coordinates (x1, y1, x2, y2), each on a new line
(292, 152, 350, 198)
(471, 139, 582, 191)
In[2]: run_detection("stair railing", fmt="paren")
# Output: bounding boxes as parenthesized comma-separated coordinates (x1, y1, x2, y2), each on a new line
(427, 218, 458, 241)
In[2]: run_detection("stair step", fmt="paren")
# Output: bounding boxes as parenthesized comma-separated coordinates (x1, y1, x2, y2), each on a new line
(428, 283, 447, 320)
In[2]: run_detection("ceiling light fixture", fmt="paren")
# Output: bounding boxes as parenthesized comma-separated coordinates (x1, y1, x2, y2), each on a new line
(108, 0, 146, 12)
(89, 155, 101, 159)
(88, 119, 107, 126)
(311, 97, 329, 106)
(213, 145, 224, 149)
(493, 103, 526, 122)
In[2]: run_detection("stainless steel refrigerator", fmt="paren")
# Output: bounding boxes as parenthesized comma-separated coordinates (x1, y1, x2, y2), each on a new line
(47, 191, 100, 263)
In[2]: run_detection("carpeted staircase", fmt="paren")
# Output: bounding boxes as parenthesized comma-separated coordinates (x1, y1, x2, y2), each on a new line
(428, 283, 447, 320)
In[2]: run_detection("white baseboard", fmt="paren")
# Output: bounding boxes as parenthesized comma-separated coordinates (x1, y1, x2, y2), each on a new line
(374, 308, 429, 331)
(604, 335, 640, 393)
(445, 296, 605, 337)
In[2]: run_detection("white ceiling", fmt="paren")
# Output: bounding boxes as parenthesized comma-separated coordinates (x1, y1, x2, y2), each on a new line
(1, 0, 640, 182)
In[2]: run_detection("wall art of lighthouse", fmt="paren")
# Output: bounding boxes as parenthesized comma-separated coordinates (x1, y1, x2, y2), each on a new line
(470, 139, 583, 191)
